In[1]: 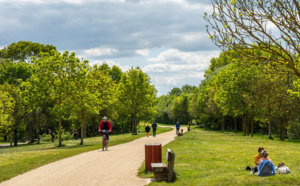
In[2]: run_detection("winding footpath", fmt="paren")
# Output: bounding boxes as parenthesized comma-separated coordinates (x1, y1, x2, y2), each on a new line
(1, 126, 186, 186)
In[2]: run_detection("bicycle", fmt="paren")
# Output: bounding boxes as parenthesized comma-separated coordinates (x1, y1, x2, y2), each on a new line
(101, 130, 110, 151)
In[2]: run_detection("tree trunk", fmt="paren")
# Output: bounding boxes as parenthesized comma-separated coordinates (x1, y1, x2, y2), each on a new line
(242, 114, 246, 136)
(37, 129, 40, 144)
(221, 114, 225, 131)
(80, 111, 85, 145)
(59, 113, 62, 146)
(131, 115, 135, 134)
(28, 118, 33, 144)
(251, 116, 254, 137)
(9, 128, 13, 146)
(268, 101, 272, 139)
(280, 117, 284, 141)
(234, 117, 237, 131)
(14, 127, 18, 146)
(246, 114, 249, 136)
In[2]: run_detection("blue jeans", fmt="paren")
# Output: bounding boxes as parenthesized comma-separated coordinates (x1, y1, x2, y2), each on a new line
(102, 131, 109, 140)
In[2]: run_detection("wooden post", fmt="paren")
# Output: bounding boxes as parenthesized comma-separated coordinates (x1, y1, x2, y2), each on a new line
(167, 149, 175, 182)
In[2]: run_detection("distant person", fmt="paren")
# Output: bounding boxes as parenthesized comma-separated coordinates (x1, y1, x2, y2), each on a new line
(48, 129, 54, 142)
(152, 121, 157, 137)
(257, 150, 276, 176)
(98, 117, 113, 142)
(73, 128, 78, 140)
(145, 124, 150, 137)
(176, 121, 180, 134)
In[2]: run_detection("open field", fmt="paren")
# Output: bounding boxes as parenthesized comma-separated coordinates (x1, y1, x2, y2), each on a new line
(0, 126, 172, 183)
(139, 126, 300, 185)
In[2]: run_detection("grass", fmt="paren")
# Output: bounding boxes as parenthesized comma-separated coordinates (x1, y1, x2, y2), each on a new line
(0, 125, 172, 183)
(138, 126, 300, 185)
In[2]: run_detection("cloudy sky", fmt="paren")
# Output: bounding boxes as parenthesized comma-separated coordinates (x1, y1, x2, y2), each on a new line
(0, 0, 220, 95)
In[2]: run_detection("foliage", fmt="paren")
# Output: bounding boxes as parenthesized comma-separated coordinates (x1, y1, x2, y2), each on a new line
(117, 67, 157, 134)
(0, 41, 56, 62)
(204, 0, 300, 78)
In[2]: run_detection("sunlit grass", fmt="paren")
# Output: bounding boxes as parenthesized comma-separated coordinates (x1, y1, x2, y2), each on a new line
(138, 126, 300, 185)
(0, 126, 172, 183)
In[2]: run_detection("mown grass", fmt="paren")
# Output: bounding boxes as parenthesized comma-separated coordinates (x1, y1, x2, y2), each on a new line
(138, 126, 300, 185)
(0, 126, 172, 183)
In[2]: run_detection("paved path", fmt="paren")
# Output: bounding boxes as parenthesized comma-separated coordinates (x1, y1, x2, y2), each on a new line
(1, 126, 186, 186)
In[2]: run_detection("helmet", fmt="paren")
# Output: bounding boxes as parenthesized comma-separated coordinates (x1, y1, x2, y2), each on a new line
(103, 117, 108, 120)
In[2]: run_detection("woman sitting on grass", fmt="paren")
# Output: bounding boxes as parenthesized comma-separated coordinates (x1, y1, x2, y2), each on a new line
(257, 150, 276, 176)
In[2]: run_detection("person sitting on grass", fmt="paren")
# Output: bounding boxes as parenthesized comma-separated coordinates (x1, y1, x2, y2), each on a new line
(257, 150, 276, 176)
(251, 146, 270, 174)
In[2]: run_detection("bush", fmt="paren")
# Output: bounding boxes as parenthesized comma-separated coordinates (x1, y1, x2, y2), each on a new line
(41, 134, 52, 142)
(287, 120, 300, 139)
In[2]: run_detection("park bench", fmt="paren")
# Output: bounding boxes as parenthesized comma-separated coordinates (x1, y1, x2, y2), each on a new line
(151, 149, 176, 182)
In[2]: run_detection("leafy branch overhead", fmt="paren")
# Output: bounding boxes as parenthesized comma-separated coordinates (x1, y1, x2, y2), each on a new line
(204, 0, 300, 77)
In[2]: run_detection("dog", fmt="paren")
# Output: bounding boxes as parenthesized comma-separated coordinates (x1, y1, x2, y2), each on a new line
(275, 162, 291, 174)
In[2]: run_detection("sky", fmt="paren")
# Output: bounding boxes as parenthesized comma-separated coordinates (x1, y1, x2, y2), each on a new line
(0, 0, 220, 95)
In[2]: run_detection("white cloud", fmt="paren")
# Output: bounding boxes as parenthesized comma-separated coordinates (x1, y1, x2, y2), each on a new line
(83, 47, 118, 57)
(147, 49, 219, 65)
(0, 0, 125, 4)
(135, 49, 149, 56)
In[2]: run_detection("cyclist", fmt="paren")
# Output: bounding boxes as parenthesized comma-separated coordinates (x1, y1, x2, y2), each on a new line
(98, 117, 113, 151)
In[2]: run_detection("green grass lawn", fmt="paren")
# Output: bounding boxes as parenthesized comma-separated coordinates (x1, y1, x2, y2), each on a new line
(0, 126, 172, 183)
(138, 126, 300, 185)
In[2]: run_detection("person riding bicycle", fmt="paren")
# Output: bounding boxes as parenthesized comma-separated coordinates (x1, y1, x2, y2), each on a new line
(98, 117, 113, 146)
(99, 117, 113, 140)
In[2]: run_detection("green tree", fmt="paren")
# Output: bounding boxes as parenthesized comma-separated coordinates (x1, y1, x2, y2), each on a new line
(22, 50, 78, 146)
(204, 0, 300, 78)
(0, 83, 15, 146)
(171, 95, 190, 124)
(117, 67, 157, 134)
(0, 41, 56, 62)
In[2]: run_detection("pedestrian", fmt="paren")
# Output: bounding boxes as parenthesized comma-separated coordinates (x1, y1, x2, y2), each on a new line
(176, 121, 180, 134)
(145, 124, 150, 137)
(73, 128, 77, 140)
(151, 121, 157, 137)
(48, 129, 54, 142)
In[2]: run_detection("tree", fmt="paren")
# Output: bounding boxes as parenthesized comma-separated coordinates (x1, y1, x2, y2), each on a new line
(204, 0, 300, 78)
(171, 95, 190, 124)
(0, 83, 15, 146)
(117, 67, 157, 134)
(22, 50, 77, 146)
(0, 41, 56, 62)
(110, 65, 123, 83)
(0, 60, 32, 85)
(71, 62, 114, 145)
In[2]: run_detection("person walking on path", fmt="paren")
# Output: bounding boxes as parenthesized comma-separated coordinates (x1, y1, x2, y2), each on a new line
(145, 124, 150, 137)
(73, 128, 77, 140)
(151, 121, 157, 137)
(176, 121, 180, 134)
(48, 129, 54, 142)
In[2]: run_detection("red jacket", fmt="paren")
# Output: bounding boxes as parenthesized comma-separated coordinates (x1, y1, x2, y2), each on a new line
(98, 120, 113, 134)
